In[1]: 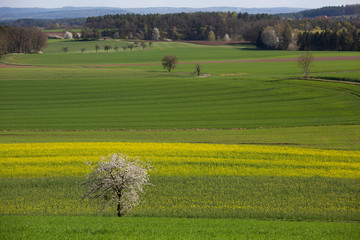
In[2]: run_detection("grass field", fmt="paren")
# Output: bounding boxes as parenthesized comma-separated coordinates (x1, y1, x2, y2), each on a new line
(1, 216, 359, 240)
(1, 39, 360, 239)
(1, 68, 360, 130)
(1, 125, 360, 150)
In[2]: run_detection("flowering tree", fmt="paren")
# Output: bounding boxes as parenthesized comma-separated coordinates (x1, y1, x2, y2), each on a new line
(152, 27, 160, 40)
(64, 31, 73, 39)
(260, 26, 279, 49)
(223, 34, 231, 41)
(81, 153, 151, 217)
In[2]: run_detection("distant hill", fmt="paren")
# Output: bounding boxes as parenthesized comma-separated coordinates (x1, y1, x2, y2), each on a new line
(0, 6, 307, 20)
(277, 4, 360, 19)
(0, 7, 128, 20)
(124, 7, 307, 15)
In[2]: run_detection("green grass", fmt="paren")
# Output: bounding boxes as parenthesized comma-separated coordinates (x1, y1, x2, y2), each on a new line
(3, 40, 360, 66)
(1, 176, 359, 220)
(1, 125, 360, 150)
(1, 67, 360, 130)
(2, 215, 359, 240)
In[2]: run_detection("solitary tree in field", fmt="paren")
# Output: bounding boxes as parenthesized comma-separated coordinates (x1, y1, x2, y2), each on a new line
(62, 46, 69, 54)
(95, 45, 100, 53)
(195, 64, 201, 76)
(162, 55, 178, 72)
(81, 48, 86, 54)
(114, 46, 119, 52)
(104, 45, 112, 53)
(81, 153, 151, 217)
(298, 52, 314, 78)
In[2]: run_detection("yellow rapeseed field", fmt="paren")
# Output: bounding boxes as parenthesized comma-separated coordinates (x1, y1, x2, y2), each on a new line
(1, 142, 359, 178)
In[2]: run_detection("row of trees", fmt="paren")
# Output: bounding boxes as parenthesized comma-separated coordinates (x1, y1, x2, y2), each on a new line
(5, 18, 86, 29)
(297, 29, 360, 51)
(0, 25, 47, 54)
(62, 42, 153, 54)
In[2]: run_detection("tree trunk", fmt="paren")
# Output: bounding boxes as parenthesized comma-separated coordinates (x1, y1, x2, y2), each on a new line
(117, 202, 122, 217)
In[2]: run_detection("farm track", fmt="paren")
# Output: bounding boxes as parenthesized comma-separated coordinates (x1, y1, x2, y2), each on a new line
(1, 55, 360, 68)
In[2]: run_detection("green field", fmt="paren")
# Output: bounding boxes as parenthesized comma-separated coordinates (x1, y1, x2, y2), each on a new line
(1, 216, 359, 240)
(1, 39, 359, 239)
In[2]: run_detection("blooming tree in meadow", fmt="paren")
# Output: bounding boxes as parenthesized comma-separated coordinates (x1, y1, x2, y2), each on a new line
(81, 153, 151, 217)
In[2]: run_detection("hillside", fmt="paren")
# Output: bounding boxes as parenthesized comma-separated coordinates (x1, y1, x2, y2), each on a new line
(278, 4, 360, 19)
(0, 6, 307, 20)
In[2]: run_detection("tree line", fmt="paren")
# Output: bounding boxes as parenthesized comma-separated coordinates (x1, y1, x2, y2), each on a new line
(85, 12, 277, 42)
(0, 25, 47, 55)
(297, 29, 360, 51)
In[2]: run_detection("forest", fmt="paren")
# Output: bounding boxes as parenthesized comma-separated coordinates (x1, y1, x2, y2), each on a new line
(85, 11, 360, 50)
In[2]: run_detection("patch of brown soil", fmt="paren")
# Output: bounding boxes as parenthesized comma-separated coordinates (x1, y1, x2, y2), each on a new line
(181, 40, 252, 45)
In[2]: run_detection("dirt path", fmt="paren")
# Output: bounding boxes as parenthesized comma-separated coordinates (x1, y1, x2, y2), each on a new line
(305, 77, 360, 85)
(1, 56, 359, 68)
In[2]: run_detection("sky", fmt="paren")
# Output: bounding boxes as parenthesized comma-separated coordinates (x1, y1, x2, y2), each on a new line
(0, 0, 359, 9)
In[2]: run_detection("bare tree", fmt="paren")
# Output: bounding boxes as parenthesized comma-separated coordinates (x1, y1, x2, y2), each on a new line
(95, 44, 100, 53)
(298, 52, 314, 78)
(0, 27, 47, 53)
(62, 46, 69, 54)
(104, 45, 112, 53)
(81, 48, 86, 54)
(81, 153, 151, 217)
(162, 55, 178, 72)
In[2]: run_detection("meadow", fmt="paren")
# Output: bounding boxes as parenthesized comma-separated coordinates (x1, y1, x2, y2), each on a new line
(1, 39, 360, 239)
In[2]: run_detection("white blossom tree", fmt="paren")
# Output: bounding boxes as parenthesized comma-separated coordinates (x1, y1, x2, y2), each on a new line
(64, 31, 73, 39)
(152, 27, 160, 40)
(261, 26, 279, 49)
(223, 34, 230, 41)
(81, 153, 151, 217)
